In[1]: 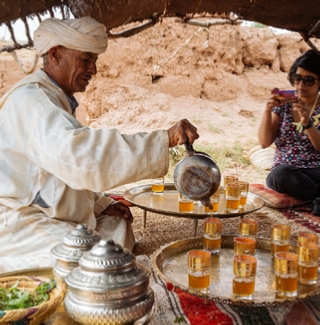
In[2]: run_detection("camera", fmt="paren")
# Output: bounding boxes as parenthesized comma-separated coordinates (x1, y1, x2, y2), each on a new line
(272, 89, 298, 104)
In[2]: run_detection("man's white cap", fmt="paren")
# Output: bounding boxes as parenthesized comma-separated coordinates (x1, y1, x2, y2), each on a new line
(33, 16, 108, 56)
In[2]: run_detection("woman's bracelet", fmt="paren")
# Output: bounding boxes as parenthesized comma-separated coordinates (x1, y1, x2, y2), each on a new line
(302, 117, 314, 130)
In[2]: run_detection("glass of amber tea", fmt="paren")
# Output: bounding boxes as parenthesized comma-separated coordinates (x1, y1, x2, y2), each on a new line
(225, 182, 241, 213)
(271, 224, 291, 256)
(204, 189, 220, 214)
(234, 237, 256, 255)
(187, 249, 211, 292)
(151, 177, 165, 195)
(223, 175, 238, 198)
(239, 219, 258, 238)
(233, 255, 257, 300)
(297, 232, 319, 246)
(238, 181, 249, 210)
(178, 193, 194, 213)
(274, 252, 298, 297)
(203, 217, 222, 254)
(298, 242, 319, 285)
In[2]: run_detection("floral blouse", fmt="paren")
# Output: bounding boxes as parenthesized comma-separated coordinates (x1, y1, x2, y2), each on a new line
(271, 102, 320, 170)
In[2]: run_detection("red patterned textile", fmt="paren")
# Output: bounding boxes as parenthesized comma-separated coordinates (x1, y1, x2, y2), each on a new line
(166, 283, 233, 325)
(249, 183, 307, 209)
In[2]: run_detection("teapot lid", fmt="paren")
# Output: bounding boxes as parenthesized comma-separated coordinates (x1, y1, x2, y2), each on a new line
(51, 224, 101, 261)
(79, 239, 135, 271)
(65, 240, 150, 294)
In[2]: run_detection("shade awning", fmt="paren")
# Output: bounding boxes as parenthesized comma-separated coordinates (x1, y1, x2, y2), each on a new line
(1, 0, 320, 43)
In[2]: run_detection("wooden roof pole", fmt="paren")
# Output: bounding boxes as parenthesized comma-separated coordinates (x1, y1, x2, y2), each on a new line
(299, 31, 319, 51)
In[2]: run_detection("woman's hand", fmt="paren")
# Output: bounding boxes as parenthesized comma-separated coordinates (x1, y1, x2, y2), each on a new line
(265, 88, 281, 112)
(293, 99, 311, 125)
(102, 201, 133, 223)
(258, 88, 281, 148)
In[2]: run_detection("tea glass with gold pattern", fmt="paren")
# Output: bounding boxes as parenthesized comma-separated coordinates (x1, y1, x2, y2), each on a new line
(223, 175, 238, 199)
(274, 252, 298, 297)
(298, 242, 319, 285)
(178, 193, 194, 213)
(239, 219, 258, 238)
(234, 237, 256, 255)
(233, 255, 257, 300)
(187, 249, 211, 293)
(271, 224, 291, 256)
(151, 177, 164, 195)
(204, 189, 220, 214)
(238, 181, 249, 210)
(203, 217, 222, 254)
(297, 232, 319, 246)
(225, 182, 241, 213)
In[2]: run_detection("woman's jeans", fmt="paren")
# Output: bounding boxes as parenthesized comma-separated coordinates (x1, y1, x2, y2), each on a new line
(267, 164, 320, 201)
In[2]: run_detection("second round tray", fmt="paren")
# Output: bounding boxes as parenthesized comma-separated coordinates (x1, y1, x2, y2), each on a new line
(151, 236, 320, 306)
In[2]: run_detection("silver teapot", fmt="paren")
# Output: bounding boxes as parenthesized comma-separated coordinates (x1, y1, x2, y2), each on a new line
(50, 224, 101, 286)
(173, 142, 221, 207)
(64, 239, 155, 325)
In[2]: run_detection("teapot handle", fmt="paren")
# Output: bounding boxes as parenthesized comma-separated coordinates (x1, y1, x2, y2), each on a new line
(185, 141, 212, 158)
(184, 141, 195, 157)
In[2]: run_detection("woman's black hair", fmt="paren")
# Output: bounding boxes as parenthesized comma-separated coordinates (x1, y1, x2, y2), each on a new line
(288, 49, 320, 86)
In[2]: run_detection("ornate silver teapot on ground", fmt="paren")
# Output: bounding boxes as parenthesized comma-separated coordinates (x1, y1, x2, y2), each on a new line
(64, 239, 155, 325)
(50, 224, 101, 287)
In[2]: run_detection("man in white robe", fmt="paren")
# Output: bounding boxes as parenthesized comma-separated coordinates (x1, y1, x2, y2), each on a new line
(0, 17, 199, 273)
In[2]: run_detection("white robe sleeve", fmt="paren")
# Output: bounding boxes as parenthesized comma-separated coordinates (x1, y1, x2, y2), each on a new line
(20, 85, 169, 192)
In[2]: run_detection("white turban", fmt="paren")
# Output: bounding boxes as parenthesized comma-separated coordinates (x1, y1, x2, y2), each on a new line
(33, 17, 108, 56)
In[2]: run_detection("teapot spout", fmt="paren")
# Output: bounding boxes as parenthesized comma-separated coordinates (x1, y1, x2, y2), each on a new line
(201, 198, 212, 210)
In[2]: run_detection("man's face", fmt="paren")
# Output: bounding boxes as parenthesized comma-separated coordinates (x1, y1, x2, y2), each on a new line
(57, 47, 98, 96)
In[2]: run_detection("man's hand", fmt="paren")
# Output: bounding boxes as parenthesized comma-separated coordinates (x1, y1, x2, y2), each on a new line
(102, 201, 133, 223)
(167, 118, 199, 147)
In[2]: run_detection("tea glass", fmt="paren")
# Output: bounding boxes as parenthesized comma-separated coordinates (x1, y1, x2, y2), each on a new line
(151, 177, 164, 195)
(203, 217, 222, 254)
(178, 193, 194, 213)
(297, 232, 319, 246)
(238, 181, 249, 210)
(233, 255, 257, 300)
(274, 252, 298, 297)
(223, 175, 238, 198)
(204, 189, 220, 214)
(187, 250, 211, 293)
(225, 182, 241, 213)
(234, 237, 256, 255)
(298, 242, 319, 285)
(150, 193, 164, 208)
(239, 219, 258, 238)
(271, 224, 291, 256)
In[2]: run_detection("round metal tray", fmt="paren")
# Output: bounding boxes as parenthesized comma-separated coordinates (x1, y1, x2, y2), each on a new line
(151, 236, 320, 306)
(0, 268, 157, 325)
(124, 183, 264, 219)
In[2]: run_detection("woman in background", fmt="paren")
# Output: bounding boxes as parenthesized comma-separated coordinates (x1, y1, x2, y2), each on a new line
(258, 49, 320, 203)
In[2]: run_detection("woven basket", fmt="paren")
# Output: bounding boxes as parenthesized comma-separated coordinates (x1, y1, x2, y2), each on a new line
(0, 276, 65, 325)
(247, 145, 275, 171)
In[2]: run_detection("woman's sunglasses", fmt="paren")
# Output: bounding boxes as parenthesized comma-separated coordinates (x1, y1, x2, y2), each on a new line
(290, 73, 320, 86)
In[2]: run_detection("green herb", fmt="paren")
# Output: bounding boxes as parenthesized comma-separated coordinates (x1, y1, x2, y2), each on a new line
(0, 279, 56, 310)
(174, 315, 185, 323)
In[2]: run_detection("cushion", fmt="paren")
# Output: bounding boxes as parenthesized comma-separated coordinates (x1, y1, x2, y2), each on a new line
(249, 183, 308, 209)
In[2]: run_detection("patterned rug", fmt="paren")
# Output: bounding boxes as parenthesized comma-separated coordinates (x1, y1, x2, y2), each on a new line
(280, 208, 320, 233)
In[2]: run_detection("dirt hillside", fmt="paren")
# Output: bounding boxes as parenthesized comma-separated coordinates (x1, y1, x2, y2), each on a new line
(1, 19, 320, 184)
